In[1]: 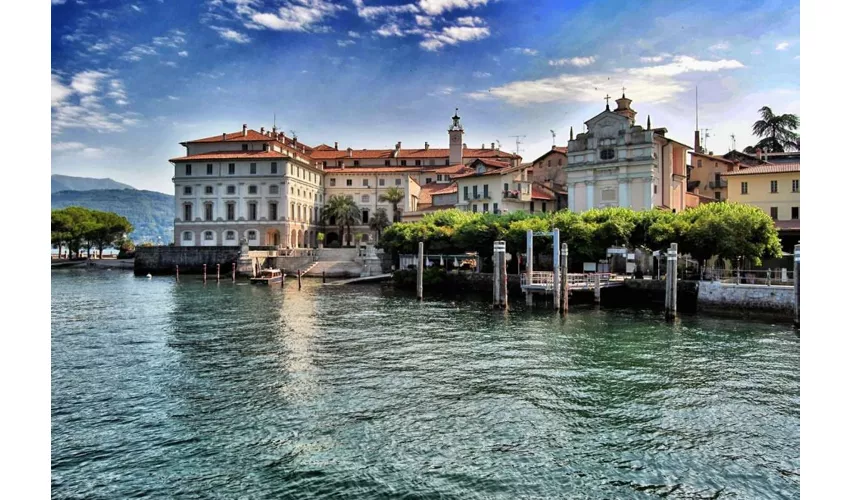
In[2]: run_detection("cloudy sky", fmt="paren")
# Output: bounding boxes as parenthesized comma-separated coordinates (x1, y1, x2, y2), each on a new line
(51, 0, 800, 193)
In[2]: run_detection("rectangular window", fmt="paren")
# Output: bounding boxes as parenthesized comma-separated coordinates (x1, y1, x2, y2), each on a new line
(425, 177, 433, 184)
(249, 203, 257, 221)
(346, 179, 352, 186)
(323, 161, 328, 168)
(205, 186, 213, 195)
(445, 159, 450, 166)
(379, 178, 385, 186)
(228, 163, 235, 175)
(361, 194, 370, 203)
(714, 191, 721, 200)
(227, 185, 235, 195)
(183, 186, 192, 195)
(473, 185, 479, 198)
(250, 163, 257, 174)
(472, 204, 478, 213)
(464, 186, 469, 200)
(385, 160, 391, 166)
(770, 180, 778, 193)
(226, 231, 235, 241)
(183, 204, 192, 221)
(791, 206, 799, 219)
(242, 144, 248, 151)
(400, 160, 407, 166)
(362, 179, 369, 187)
(437, 175, 443, 182)
(248, 185, 257, 194)
(354, 160, 360, 167)
(185, 164, 192, 176)
(226, 203, 235, 221)
(530, 201, 535, 213)
(206, 164, 213, 175)
(792, 179, 799, 193)
(338, 161, 343, 167)
(714, 173, 721, 185)
(362, 210, 369, 224)
(483, 185, 489, 198)
(770, 206, 778, 219)
(395, 178, 402, 186)
(542, 202, 547, 212)
(430, 159, 435, 166)
(183, 232, 192, 241)
(504, 183, 509, 194)
(415, 160, 421, 166)
(698, 159, 702, 167)
(269, 203, 278, 220)
(654, 184, 658, 194)
(493, 202, 498, 213)
(483, 202, 489, 213)
(741, 182, 748, 194)
(271, 162, 278, 174)
(205, 204, 213, 221)
(330, 178, 336, 186)
(269, 185, 278, 195)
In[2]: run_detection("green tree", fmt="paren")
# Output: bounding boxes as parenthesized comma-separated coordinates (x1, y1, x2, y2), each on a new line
(750, 106, 800, 153)
(379, 187, 405, 222)
(87, 210, 134, 258)
(368, 208, 391, 240)
(323, 195, 360, 247)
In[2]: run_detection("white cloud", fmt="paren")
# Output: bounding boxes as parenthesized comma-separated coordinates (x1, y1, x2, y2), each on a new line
(418, 0, 489, 16)
(467, 56, 747, 106)
(473, 71, 491, 78)
(88, 42, 113, 52)
(629, 55, 744, 77)
(427, 86, 455, 96)
(131, 4, 141, 12)
(52, 0, 66, 5)
(51, 75, 73, 106)
(120, 44, 157, 61)
(457, 16, 483, 26)
(250, 0, 347, 31)
(508, 47, 537, 56)
(348, 30, 361, 38)
(152, 32, 186, 48)
(776, 41, 790, 50)
(639, 54, 671, 63)
(353, 0, 418, 20)
(178, 50, 189, 57)
(162, 61, 178, 67)
(415, 15, 433, 26)
(337, 39, 356, 46)
(751, 48, 762, 55)
(52, 141, 86, 152)
(420, 19, 490, 51)
(709, 41, 730, 51)
(167, 95, 180, 101)
(70, 70, 108, 94)
(51, 71, 141, 134)
(106, 79, 128, 105)
(211, 26, 251, 43)
(549, 56, 596, 67)
(376, 23, 404, 37)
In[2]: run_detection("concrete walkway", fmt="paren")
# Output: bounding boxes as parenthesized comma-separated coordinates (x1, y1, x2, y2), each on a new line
(323, 273, 392, 286)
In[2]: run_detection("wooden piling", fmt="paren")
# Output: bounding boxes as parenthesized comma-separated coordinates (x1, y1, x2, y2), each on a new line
(493, 242, 502, 309)
(203, 264, 207, 283)
(216, 264, 220, 282)
(298, 270, 302, 290)
(175, 265, 179, 282)
(594, 273, 601, 303)
(794, 243, 800, 326)
(232, 262, 236, 282)
(553, 229, 561, 311)
(525, 229, 533, 307)
(417, 242, 424, 301)
(561, 243, 569, 312)
(665, 243, 678, 319)
(323, 271, 326, 284)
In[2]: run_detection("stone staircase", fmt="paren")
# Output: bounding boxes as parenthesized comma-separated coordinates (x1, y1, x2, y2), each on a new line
(302, 247, 364, 278)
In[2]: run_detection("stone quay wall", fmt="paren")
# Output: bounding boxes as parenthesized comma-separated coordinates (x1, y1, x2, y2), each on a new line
(696, 280, 795, 317)
(134, 247, 241, 276)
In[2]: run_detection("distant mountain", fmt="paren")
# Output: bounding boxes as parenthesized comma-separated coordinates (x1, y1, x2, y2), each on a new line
(52, 189, 174, 244)
(51, 174, 136, 193)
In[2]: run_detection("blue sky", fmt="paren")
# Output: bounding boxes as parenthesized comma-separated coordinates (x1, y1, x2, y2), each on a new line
(51, 0, 799, 193)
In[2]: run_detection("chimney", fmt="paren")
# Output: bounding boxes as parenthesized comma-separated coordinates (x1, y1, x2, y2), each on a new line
(694, 130, 701, 153)
(463, 143, 467, 149)
(334, 141, 338, 150)
(272, 125, 277, 134)
(222, 133, 226, 141)
(491, 142, 495, 150)
(425, 141, 429, 151)
(552, 145, 556, 150)
(260, 127, 264, 134)
(396, 141, 402, 150)
(481, 143, 485, 149)
(242, 124, 247, 137)
(755, 148, 762, 160)
(347, 147, 353, 158)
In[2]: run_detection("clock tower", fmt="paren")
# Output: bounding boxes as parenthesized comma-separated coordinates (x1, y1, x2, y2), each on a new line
(448, 108, 464, 165)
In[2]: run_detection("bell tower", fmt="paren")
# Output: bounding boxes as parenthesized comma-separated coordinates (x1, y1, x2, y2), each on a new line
(613, 91, 637, 125)
(448, 108, 464, 164)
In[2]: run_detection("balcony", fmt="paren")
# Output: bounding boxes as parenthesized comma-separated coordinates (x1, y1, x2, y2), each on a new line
(709, 179, 727, 189)
(503, 190, 520, 199)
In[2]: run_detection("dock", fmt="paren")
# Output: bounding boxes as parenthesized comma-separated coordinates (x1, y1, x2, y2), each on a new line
(323, 273, 393, 286)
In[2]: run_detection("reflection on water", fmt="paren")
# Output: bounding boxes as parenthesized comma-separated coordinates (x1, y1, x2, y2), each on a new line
(52, 269, 799, 499)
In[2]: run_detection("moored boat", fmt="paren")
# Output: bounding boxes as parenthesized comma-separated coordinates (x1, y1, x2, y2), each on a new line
(250, 268, 284, 285)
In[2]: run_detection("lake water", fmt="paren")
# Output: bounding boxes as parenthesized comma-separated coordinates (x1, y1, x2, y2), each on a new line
(51, 269, 800, 499)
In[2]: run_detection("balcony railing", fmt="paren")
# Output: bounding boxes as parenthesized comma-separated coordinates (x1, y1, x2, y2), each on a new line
(709, 179, 728, 189)
(503, 190, 520, 199)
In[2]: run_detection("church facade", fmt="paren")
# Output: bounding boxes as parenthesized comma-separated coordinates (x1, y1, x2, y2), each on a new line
(566, 94, 690, 213)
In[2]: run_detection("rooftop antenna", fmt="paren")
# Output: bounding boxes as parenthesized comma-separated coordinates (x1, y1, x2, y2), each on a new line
(273, 113, 276, 129)
(730, 133, 736, 152)
(550, 129, 556, 146)
(701, 128, 711, 152)
(495, 139, 501, 150)
(509, 135, 526, 155)
(695, 86, 699, 131)
(290, 129, 297, 142)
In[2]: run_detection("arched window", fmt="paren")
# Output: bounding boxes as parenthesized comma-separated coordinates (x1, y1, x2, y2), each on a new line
(225, 230, 235, 241)
(247, 230, 257, 241)
(182, 231, 192, 241)
(600, 149, 615, 160)
(204, 231, 214, 241)
(183, 203, 192, 221)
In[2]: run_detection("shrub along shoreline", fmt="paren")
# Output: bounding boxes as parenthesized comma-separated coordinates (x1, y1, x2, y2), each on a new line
(379, 203, 782, 275)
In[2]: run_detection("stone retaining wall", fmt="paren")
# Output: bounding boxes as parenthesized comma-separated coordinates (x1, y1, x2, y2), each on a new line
(696, 280, 795, 316)
(134, 247, 241, 275)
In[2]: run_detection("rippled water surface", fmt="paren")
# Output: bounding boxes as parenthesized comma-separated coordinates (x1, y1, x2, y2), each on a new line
(52, 269, 799, 499)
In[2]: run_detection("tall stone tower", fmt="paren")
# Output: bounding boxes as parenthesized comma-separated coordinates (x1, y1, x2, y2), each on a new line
(448, 108, 464, 165)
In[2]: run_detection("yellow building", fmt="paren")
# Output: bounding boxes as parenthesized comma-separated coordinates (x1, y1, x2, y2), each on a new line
(723, 162, 800, 248)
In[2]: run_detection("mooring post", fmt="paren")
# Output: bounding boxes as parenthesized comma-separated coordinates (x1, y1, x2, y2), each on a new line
(175, 265, 179, 282)
(216, 263, 220, 282)
(417, 241, 424, 301)
(525, 229, 533, 307)
(561, 243, 569, 312)
(298, 269, 302, 290)
(794, 243, 800, 326)
(665, 243, 678, 319)
(323, 270, 326, 284)
(232, 262, 236, 282)
(493, 241, 504, 309)
(553, 229, 561, 311)
(594, 273, 601, 303)
(501, 246, 508, 308)
(203, 264, 207, 284)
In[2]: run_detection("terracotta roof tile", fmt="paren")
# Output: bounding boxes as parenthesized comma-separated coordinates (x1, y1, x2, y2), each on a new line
(722, 163, 800, 176)
(775, 219, 800, 231)
(431, 183, 458, 195)
(169, 150, 288, 162)
(531, 184, 555, 200)
(323, 167, 422, 174)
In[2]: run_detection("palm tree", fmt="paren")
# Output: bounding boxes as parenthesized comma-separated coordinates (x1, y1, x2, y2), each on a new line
(323, 195, 360, 247)
(379, 187, 405, 222)
(751, 106, 800, 153)
(340, 203, 361, 247)
(368, 208, 391, 240)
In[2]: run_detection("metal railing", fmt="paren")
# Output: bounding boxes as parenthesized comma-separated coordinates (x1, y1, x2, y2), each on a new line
(709, 179, 728, 189)
(701, 267, 794, 286)
(521, 272, 613, 289)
